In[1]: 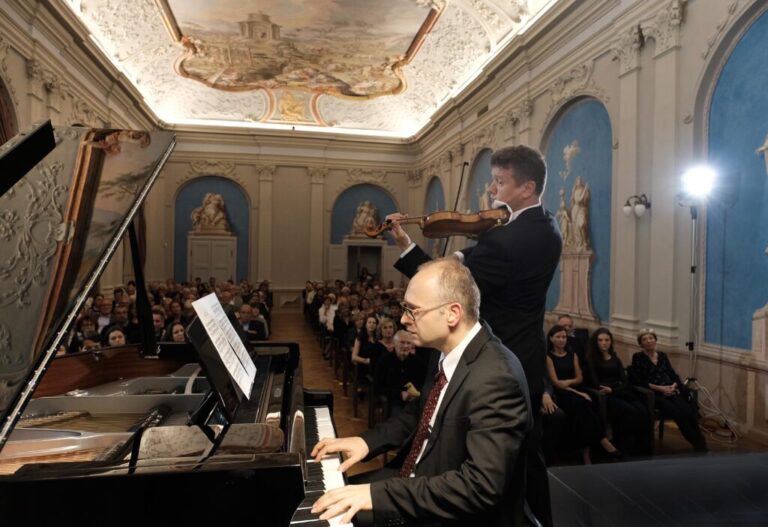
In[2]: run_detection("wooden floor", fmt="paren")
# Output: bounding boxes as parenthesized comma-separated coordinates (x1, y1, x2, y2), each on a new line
(271, 312, 763, 473)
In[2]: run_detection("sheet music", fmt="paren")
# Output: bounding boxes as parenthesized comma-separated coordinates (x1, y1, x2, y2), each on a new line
(192, 294, 256, 399)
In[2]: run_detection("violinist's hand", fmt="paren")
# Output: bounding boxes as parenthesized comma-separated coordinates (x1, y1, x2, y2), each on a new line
(385, 213, 413, 251)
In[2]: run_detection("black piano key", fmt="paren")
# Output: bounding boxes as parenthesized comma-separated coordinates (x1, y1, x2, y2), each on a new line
(306, 481, 326, 492)
(291, 521, 330, 527)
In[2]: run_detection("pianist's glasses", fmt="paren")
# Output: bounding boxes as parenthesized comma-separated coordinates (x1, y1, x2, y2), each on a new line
(400, 301, 455, 322)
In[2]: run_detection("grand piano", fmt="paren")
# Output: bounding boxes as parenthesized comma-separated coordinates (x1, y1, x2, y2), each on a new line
(0, 124, 350, 526)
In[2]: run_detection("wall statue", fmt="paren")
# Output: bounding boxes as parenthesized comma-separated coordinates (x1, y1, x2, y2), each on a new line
(556, 188, 573, 249)
(570, 176, 591, 251)
(191, 192, 232, 234)
(350, 200, 379, 236)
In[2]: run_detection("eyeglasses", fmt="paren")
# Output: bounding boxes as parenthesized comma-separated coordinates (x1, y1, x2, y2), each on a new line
(400, 301, 455, 322)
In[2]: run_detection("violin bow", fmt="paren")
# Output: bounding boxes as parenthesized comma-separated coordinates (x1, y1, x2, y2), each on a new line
(441, 161, 469, 257)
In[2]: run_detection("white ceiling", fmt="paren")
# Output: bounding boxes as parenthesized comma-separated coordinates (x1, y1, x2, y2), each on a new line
(64, 0, 557, 138)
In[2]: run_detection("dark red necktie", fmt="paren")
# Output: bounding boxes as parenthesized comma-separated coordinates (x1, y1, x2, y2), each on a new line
(400, 363, 447, 477)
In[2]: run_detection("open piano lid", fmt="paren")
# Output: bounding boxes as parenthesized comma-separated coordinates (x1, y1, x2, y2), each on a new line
(0, 126, 175, 452)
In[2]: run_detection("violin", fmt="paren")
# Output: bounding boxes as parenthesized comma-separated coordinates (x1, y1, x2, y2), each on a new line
(365, 208, 510, 239)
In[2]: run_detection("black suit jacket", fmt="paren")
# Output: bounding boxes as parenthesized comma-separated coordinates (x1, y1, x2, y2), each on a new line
(360, 324, 532, 526)
(395, 206, 561, 394)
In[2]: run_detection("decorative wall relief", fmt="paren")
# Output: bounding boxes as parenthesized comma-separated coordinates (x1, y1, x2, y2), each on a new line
(541, 61, 609, 132)
(350, 200, 380, 237)
(611, 24, 644, 75)
(190, 192, 232, 234)
(702, 0, 739, 59)
(642, 0, 686, 56)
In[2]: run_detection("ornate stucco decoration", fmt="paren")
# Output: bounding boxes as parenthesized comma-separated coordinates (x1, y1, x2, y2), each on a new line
(0, 161, 67, 311)
(406, 169, 424, 187)
(190, 192, 232, 234)
(309, 167, 328, 184)
(63, 0, 557, 137)
(189, 160, 237, 178)
(256, 165, 277, 182)
(541, 61, 609, 132)
(701, 0, 739, 59)
(68, 98, 102, 127)
(611, 24, 644, 76)
(0, 35, 18, 107)
(641, 0, 687, 57)
(338, 168, 396, 195)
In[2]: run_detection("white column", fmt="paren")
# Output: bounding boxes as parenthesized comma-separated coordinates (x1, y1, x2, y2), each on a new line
(610, 27, 643, 334)
(644, 10, 684, 342)
(257, 165, 275, 281)
(309, 167, 326, 280)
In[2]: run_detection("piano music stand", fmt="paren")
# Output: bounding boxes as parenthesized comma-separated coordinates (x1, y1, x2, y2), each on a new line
(184, 316, 248, 460)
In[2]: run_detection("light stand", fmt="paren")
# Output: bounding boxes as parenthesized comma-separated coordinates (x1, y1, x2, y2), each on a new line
(685, 203, 699, 381)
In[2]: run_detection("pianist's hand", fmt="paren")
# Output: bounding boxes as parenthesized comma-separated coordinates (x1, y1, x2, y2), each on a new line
(311, 436, 369, 472)
(311, 484, 372, 523)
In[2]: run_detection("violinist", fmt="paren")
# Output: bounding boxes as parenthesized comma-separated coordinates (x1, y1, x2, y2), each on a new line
(386, 144, 562, 527)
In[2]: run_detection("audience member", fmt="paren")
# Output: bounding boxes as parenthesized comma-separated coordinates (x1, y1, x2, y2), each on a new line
(373, 330, 427, 418)
(585, 327, 653, 456)
(629, 329, 708, 453)
(546, 325, 620, 464)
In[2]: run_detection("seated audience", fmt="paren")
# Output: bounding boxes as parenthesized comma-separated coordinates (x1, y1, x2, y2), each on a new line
(585, 327, 653, 456)
(373, 330, 427, 418)
(546, 325, 620, 464)
(374, 317, 396, 356)
(68, 316, 99, 354)
(104, 326, 127, 347)
(629, 329, 708, 453)
(238, 304, 268, 343)
(162, 322, 187, 343)
(351, 315, 380, 380)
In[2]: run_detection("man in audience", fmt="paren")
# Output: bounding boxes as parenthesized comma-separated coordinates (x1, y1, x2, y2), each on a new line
(310, 258, 532, 527)
(557, 314, 586, 362)
(373, 330, 426, 418)
(239, 304, 267, 343)
(151, 308, 166, 341)
(95, 300, 113, 333)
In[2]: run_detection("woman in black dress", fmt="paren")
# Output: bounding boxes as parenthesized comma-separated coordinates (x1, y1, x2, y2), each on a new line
(585, 327, 653, 456)
(351, 315, 381, 379)
(629, 329, 708, 452)
(546, 325, 620, 464)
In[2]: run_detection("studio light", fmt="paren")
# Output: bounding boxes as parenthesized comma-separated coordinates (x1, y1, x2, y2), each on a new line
(622, 194, 651, 217)
(681, 165, 716, 199)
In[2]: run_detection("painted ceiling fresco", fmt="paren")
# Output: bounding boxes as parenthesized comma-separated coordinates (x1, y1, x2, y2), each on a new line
(64, 0, 555, 137)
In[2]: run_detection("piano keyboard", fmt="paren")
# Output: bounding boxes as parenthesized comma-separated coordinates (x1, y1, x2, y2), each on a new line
(290, 406, 352, 527)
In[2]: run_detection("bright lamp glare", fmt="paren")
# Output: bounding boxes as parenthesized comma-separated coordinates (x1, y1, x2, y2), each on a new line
(682, 165, 716, 199)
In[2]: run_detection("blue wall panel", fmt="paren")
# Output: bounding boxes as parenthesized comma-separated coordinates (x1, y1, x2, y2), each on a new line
(543, 98, 613, 322)
(705, 11, 768, 350)
(174, 176, 249, 282)
(425, 176, 446, 257)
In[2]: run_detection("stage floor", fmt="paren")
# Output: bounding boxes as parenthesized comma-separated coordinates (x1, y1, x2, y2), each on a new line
(550, 453, 768, 526)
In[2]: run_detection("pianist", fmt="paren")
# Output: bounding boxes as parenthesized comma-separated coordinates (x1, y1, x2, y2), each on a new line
(311, 258, 533, 526)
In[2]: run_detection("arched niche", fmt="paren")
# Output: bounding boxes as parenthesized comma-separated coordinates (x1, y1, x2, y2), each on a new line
(330, 183, 398, 245)
(541, 97, 613, 322)
(424, 176, 446, 258)
(701, 7, 768, 350)
(173, 176, 250, 282)
(465, 148, 493, 212)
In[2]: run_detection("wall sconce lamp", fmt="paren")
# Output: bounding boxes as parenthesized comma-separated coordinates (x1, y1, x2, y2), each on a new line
(623, 194, 651, 217)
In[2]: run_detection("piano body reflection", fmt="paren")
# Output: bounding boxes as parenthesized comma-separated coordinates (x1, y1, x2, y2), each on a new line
(0, 124, 348, 526)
